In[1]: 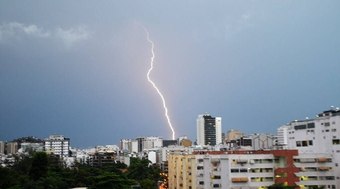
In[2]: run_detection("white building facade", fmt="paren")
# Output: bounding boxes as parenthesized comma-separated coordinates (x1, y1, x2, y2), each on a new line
(120, 136, 163, 154)
(44, 135, 70, 158)
(277, 108, 340, 188)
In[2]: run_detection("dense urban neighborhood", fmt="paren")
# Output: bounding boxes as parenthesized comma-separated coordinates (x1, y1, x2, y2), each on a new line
(1, 108, 340, 188)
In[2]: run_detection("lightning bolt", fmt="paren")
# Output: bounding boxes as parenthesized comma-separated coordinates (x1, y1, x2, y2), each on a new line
(143, 27, 176, 140)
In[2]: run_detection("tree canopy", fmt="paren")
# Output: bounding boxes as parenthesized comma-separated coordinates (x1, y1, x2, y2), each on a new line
(0, 153, 161, 189)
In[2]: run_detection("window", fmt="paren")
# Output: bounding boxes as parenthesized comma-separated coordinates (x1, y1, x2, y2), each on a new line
(325, 122, 330, 126)
(231, 169, 239, 173)
(307, 123, 315, 128)
(295, 125, 307, 130)
(199, 181, 204, 185)
(302, 141, 308, 146)
(240, 168, 248, 173)
(333, 139, 340, 145)
(296, 141, 302, 147)
(309, 140, 313, 146)
(332, 129, 337, 132)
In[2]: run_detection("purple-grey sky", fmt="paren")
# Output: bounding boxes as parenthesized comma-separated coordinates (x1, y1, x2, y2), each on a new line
(1, 1, 340, 147)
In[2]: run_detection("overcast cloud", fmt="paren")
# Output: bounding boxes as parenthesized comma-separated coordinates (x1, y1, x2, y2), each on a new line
(1, 1, 340, 147)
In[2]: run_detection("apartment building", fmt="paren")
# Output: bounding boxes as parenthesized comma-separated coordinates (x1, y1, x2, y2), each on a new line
(121, 136, 163, 154)
(277, 108, 340, 188)
(197, 114, 222, 146)
(168, 150, 301, 189)
(0, 141, 5, 154)
(294, 153, 336, 188)
(44, 135, 70, 158)
(6, 142, 18, 154)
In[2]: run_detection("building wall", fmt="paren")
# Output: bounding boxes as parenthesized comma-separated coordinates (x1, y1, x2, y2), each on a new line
(197, 115, 205, 146)
(0, 141, 5, 154)
(44, 135, 70, 157)
(225, 129, 243, 142)
(249, 134, 276, 150)
(216, 117, 222, 145)
(168, 150, 301, 189)
(278, 109, 340, 188)
(294, 153, 336, 188)
(6, 142, 18, 154)
(277, 126, 288, 148)
(121, 137, 163, 154)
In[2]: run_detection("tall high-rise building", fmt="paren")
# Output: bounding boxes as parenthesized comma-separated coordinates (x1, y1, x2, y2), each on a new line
(197, 114, 222, 146)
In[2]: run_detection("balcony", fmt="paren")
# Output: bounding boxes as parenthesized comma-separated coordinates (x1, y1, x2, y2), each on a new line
(318, 166, 330, 171)
(231, 177, 248, 183)
(317, 157, 330, 163)
(236, 159, 248, 164)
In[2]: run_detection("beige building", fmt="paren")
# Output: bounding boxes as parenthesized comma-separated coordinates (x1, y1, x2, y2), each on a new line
(0, 141, 5, 154)
(6, 142, 18, 154)
(225, 129, 243, 142)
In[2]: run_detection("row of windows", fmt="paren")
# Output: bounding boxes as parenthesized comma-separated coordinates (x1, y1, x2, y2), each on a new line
(294, 158, 332, 163)
(47, 142, 69, 144)
(296, 140, 313, 147)
(295, 123, 315, 130)
(198, 177, 274, 188)
(231, 168, 273, 173)
(231, 159, 273, 164)
(231, 168, 248, 173)
(299, 167, 332, 172)
(300, 176, 334, 181)
(251, 177, 273, 182)
(289, 128, 337, 134)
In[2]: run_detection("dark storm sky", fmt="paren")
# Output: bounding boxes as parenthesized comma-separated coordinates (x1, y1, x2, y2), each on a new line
(1, 1, 340, 147)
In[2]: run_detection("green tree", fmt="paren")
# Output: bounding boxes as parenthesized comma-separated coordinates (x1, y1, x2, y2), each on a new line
(127, 158, 161, 188)
(29, 152, 48, 181)
(0, 167, 20, 188)
(93, 172, 136, 189)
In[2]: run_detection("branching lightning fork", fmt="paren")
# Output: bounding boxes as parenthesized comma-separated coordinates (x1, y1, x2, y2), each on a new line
(143, 27, 175, 140)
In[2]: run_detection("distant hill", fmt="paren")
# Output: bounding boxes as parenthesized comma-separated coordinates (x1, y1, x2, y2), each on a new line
(12, 136, 44, 143)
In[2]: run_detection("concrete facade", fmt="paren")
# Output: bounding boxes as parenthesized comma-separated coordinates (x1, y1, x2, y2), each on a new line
(168, 150, 306, 189)
(277, 108, 340, 188)
(44, 135, 70, 158)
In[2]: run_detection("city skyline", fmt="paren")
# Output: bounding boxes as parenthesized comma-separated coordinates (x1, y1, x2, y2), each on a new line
(1, 1, 340, 147)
